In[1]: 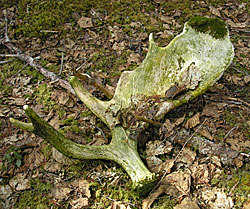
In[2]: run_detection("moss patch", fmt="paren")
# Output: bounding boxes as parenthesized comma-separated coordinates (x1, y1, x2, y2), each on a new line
(188, 16, 227, 39)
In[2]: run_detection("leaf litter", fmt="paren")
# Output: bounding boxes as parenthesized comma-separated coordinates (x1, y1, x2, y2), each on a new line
(0, 0, 250, 208)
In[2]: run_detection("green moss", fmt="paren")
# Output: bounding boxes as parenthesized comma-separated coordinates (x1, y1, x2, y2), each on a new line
(188, 16, 227, 39)
(152, 196, 177, 209)
(15, 178, 54, 209)
(35, 83, 55, 111)
(211, 164, 250, 208)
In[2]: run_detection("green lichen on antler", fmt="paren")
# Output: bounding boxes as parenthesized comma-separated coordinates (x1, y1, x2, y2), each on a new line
(107, 16, 234, 119)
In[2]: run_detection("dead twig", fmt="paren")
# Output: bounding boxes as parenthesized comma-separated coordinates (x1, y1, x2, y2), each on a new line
(223, 124, 238, 141)
(225, 96, 250, 108)
(0, 54, 19, 57)
(0, 58, 15, 64)
(11, 63, 29, 78)
(174, 118, 208, 162)
(4, 11, 10, 42)
(0, 38, 76, 96)
(59, 52, 64, 77)
(150, 118, 207, 194)
(228, 176, 241, 196)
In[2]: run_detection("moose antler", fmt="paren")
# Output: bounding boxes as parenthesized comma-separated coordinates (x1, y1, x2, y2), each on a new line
(10, 17, 234, 192)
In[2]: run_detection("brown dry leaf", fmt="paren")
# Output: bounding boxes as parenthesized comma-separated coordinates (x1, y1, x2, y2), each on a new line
(231, 75, 243, 85)
(177, 147, 196, 165)
(24, 148, 45, 170)
(190, 162, 210, 185)
(49, 114, 60, 130)
(112, 41, 126, 51)
(50, 186, 72, 200)
(146, 156, 163, 173)
(226, 19, 247, 28)
(209, 6, 221, 17)
(3, 134, 19, 145)
(160, 15, 173, 24)
(202, 104, 220, 118)
(57, 90, 71, 106)
(160, 159, 175, 173)
(52, 148, 73, 165)
(142, 185, 165, 209)
(43, 160, 62, 173)
(244, 76, 250, 84)
(71, 178, 91, 198)
(185, 113, 200, 129)
(70, 197, 88, 209)
(77, 16, 93, 28)
(163, 170, 191, 196)
(163, 119, 175, 133)
(41, 52, 58, 62)
(109, 202, 131, 209)
(200, 187, 234, 208)
(174, 197, 200, 209)
(174, 114, 186, 126)
(226, 137, 241, 151)
(0, 185, 12, 208)
(195, 126, 213, 140)
(127, 53, 141, 64)
(9, 173, 31, 191)
(9, 97, 26, 106)
(118, 63, 130, 71)
(146, 140, 173, 156)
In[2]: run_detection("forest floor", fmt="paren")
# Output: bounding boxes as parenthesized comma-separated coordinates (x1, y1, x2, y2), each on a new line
(0, 0, 250, 208)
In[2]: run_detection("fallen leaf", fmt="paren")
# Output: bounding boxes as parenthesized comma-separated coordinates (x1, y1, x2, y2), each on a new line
(146, 156, 163, 173)
(71, 178, 91, 198)
(190, 162, 210, 185)
(174, 114, 186, 126)
(202, 104, 220, 118)
(163, 119, 175, 133)
(244, 76, 250, 84)
(142, 185, 165, 209)
(177, 147, 196, 165)
(185, 113, 200, 129)
(160, 159, 175, 173)
(210, 6, 221, 17)
(127, 53, 141, 64)
(77, 17, 93, 28)
(200, 187, 234, 209)
(52, 148, 73, 165)
(112, 41, 126, 51)
(50, 186, 72, 200)
(174, 197, 200, 209)
(9, 174, 31, 191)
(43, 160, 62, 173)
(146, 140, 172, 156)
(163, 170, 191, 196)
(70, 197, 88, 209)
(195, 126, 213, 140)
(24, 148, 45, 170)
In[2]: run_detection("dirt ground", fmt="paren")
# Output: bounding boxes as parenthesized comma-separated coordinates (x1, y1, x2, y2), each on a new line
(0, 0, 250, 208)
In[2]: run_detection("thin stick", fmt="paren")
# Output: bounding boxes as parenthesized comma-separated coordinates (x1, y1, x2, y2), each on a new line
(0, 58, 15, 64)
(174, 118, 207, 161)
(0, 38, 76, 96)
(223, 125, 238, 141)
(0, 54, 19, 57)
(151, 118, 207, 193)
(92, 124, 108, 141)
(59, 52, 64, 77)
(11, 63, 29, 78)
(4, 12, 10, 42)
